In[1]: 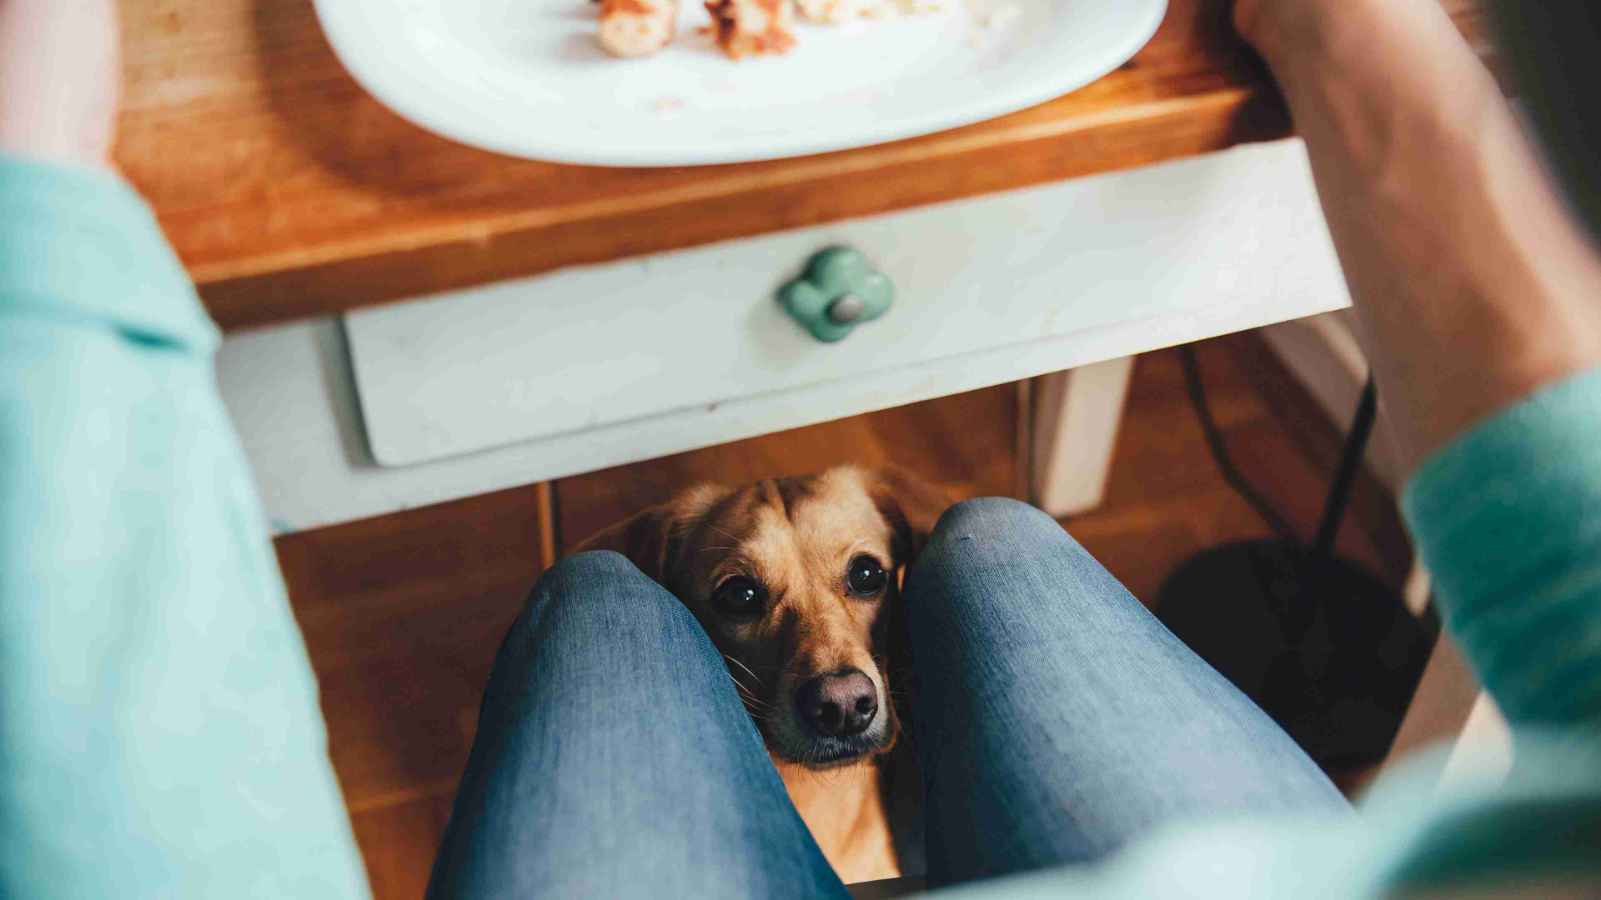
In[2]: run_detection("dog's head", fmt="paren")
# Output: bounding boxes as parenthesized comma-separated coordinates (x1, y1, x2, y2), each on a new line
(578, 466, 949, 768)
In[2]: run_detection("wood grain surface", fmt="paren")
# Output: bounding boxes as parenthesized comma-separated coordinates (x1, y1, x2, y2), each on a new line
(117, 1, 1489, 331)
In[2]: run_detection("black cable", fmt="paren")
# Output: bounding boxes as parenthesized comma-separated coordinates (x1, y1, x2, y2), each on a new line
(1178, 344, 1301, 544)
(1311, 376, 1378, 558)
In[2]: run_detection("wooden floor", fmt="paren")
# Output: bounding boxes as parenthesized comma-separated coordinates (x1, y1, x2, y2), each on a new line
(274, 331, 1411, 898)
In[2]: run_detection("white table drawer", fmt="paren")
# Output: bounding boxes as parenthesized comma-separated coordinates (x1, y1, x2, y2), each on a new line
(343, 138, 1346, 468)
(220, 138, 1350, 532)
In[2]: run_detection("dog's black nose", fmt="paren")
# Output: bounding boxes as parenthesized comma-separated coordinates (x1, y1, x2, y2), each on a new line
(796, 669, 878, 738)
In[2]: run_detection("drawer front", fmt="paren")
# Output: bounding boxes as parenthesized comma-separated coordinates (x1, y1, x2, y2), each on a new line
(344, 139, 1343, 468)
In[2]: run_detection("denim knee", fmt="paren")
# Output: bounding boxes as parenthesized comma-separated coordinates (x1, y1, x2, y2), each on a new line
(915, 493, 1127, 621)
(540, 549, 647, 587)
(523, 550, 700, 638)
(925, 497, 1080, 563)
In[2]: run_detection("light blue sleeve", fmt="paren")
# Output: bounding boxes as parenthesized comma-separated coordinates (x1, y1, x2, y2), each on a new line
(0, 154, 369, 898)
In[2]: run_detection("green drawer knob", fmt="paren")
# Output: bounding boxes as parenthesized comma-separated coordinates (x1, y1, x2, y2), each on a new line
(777, 246, 894, 343)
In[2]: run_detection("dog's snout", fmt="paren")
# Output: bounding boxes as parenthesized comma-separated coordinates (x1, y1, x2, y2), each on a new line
(796, 669, 878, 738)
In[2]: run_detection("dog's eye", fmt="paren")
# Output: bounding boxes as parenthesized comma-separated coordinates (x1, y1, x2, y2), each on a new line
(846, 555, 888, 597)
(712, 576, 768, 619)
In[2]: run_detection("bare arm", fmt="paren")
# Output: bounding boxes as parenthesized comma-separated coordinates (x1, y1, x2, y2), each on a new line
(1236, 0, 1601, 472)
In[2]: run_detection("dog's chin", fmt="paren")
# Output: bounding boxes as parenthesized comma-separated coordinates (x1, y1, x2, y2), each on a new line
(768, 729, 893, 770)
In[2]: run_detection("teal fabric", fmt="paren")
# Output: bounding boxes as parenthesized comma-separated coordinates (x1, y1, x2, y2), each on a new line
(0, 156, 368, 899)
(1403, 371, 1601, 728)
(2, 151, 1598, 897)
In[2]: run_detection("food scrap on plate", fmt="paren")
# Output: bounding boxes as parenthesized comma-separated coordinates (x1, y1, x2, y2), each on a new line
(595, 0, 942, 59)
(597, 0, 679, 57)
(705, 0, 796, 57)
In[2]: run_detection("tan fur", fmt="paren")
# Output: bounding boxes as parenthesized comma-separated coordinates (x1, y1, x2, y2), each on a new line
(774, 757, 899, 882)
(577, 465, 948, 883)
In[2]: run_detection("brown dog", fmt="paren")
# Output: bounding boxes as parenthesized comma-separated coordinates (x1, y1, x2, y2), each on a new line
(577, 465, 949, 883)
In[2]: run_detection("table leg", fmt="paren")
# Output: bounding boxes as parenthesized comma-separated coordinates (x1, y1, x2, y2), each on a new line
(1029, 356, 1135, 518)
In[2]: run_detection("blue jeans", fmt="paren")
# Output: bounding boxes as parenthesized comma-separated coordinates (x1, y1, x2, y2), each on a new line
(427, 499, 1346, 897)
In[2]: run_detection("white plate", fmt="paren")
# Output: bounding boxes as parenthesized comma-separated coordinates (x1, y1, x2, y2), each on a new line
(313, 0, 1165, 166)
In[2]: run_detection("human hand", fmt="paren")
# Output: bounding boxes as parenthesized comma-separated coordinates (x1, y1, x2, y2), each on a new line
(0, 0, 121, 167)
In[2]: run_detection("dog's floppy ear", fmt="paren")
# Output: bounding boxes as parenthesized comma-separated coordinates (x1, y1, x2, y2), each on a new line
(574, 484, 730, 585)
(868, 467, 952, 567)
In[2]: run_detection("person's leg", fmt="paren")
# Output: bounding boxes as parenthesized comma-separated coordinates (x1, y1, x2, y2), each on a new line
(428, 550, 848, 900)
(905, 498, 1347, 885)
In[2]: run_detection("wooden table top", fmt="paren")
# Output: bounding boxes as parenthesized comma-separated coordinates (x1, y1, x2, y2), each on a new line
(116, 0, 1491, 332)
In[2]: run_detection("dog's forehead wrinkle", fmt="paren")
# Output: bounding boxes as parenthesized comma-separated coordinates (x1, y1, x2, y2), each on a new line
(688, 488, 777, 582)
(730, 503, 801, 579)
(686, 500, 750, 567)
(792, 480, 892, 560)
(756, 478, 787, 520)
